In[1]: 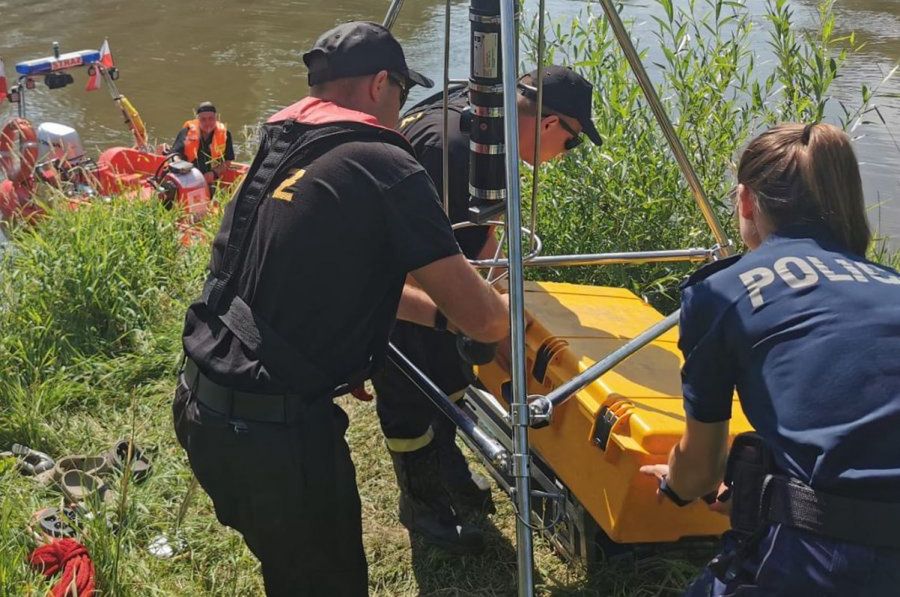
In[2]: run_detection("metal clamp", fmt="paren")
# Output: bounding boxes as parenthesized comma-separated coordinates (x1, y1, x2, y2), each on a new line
(710, 240, 735, 260)
(511, 452, 531, 477)
(470, 140, 505, 155)
(467, 186, 508, 201)
(467, 81, 505, 94)
(528, 396, 553, 429)
(471, 104, 504, 117)
(510, 402, 531, 426)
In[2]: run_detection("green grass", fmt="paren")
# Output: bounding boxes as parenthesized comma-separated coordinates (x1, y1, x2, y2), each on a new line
(0, 197, 710, 594)
(3, 190, 896, 597)
(0, 198, 716, 597)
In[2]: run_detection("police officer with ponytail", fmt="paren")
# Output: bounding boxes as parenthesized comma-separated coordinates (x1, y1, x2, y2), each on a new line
(641, 123, 900, 595)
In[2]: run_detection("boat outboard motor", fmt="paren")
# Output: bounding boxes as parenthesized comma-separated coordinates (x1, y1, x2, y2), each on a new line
(467, 0, 518, 224)
(36, 123, 87, 166)
(158, 159, 210, 220)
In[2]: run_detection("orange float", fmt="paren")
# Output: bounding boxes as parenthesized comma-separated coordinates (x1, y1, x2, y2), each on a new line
(0, 117, 38, 185)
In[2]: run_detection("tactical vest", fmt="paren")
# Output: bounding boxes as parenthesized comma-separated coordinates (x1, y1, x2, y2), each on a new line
(201, 101, 418, 395)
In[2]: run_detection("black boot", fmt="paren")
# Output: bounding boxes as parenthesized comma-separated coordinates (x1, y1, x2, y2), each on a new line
(432, 413, 495, 514)
(389, 444, 485, 554)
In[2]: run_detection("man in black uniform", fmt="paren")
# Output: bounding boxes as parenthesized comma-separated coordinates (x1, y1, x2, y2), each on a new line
(170, 101, 235, 185)
(173, 22, 510, 596)
(373, 65, 603, 552)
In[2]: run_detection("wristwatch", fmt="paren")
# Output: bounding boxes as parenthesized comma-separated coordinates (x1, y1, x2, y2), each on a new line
(433, 310, 448, 332)
(659, 475, 693, 507)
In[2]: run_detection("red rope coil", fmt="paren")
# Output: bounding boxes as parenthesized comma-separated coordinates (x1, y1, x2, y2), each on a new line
(29, 538, 96, 597)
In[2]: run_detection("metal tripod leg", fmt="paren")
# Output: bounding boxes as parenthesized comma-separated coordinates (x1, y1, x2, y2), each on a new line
(497, 0, 535, 594)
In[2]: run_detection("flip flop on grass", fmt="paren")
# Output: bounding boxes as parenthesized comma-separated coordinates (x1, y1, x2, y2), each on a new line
(46, 454, 111, 488)
(103, 439, 152, 483)
(28, 506, 81, 544)
(56, 470, 114, 505)
(53, 455, 110, 477)
(1, 444, 55, 479)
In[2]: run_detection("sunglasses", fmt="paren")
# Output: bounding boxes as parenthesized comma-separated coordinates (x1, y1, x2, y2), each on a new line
(547, 113, 583, 150)
(518, 80, 583, 151)
(388, 72, 409, 107)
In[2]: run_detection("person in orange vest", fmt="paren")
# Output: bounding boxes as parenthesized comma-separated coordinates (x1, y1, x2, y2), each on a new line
(170, 101, 234, 184)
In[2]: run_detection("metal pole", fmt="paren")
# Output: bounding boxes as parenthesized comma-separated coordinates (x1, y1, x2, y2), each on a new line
(387, 343, 509, 468)
(499, 0, 534, 594)
(470, 247, 713, 268)
(382, 0, 406, 30)
(541, 310, 680, 409)
(17, 78, 26, 119)
(596, 0, 732, 257)
(441, 0, 452, 215)
(529, 0, 546, 253)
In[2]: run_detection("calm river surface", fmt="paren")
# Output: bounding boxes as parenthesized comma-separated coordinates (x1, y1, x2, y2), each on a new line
(1, 0, 897, 241)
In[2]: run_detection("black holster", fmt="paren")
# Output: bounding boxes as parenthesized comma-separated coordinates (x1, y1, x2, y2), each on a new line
(720, 431, 900, 554)
(723, 432, 777, 536)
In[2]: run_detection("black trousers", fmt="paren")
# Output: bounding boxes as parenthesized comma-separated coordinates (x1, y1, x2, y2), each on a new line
(372, 321, 470, 448)
(173, 379, 368, 596)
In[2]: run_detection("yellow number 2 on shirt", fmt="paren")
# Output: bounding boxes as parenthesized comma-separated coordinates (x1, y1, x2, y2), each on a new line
(272, 169, 306, 202)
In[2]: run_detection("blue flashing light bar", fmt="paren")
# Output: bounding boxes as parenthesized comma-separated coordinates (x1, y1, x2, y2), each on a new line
(15, 50, 101, 76)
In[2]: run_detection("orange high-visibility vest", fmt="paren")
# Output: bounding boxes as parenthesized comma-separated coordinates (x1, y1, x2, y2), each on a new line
(181, 119, 227, 164)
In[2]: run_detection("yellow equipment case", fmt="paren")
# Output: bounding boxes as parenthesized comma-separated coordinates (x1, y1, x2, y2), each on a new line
(470, 280, 753, 551)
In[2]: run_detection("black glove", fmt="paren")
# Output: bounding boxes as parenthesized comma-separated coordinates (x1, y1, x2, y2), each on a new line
(456, 335, 497, 366)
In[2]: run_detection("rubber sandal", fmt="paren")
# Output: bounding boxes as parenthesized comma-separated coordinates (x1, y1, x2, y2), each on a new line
(29, 506, 80, 543)
(49, 454, 110, 489)
(54, 455, 109, 476)
(6, 443, 55, 477)
(103, 439, 152, 483)
(57, 470, 111, 504)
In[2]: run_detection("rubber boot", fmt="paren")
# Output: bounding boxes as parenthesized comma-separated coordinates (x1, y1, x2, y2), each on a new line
(389, 444, 485, 554)
(433, 413, 495, 514)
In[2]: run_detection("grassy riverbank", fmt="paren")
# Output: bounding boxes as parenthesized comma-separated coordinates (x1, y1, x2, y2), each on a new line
(0, 199, 706, 596)
(2, 198, 895, 596)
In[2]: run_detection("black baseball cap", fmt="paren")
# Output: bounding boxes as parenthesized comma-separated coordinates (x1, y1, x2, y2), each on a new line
(519, 65, 602, 146)
(302, 21, 434, 90)
(195, 101, 216, 114)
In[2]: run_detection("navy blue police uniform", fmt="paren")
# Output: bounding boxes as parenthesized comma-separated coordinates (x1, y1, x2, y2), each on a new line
(678, 224, 900, 596)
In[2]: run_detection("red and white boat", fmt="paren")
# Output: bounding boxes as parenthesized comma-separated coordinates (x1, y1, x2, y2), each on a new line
(0, 41, 247, 231)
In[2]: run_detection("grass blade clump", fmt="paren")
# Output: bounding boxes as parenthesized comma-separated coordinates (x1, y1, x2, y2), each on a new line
(0, 195, 205, 389)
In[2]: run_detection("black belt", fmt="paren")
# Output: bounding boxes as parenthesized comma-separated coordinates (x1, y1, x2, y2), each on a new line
(182, 358, 324, 424)
(764, 475, 900, 550)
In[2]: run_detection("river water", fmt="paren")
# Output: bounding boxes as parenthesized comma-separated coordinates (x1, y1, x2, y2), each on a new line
(1, 0, 897, 241)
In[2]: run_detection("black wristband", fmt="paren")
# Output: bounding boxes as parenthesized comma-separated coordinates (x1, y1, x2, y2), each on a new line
(433, 310, 448, 332)
(659, 476, 692, 507)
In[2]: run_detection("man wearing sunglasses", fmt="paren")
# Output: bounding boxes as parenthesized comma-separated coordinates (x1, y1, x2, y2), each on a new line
(174, 21, 513, 595)
(372, 64, 603, 555)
